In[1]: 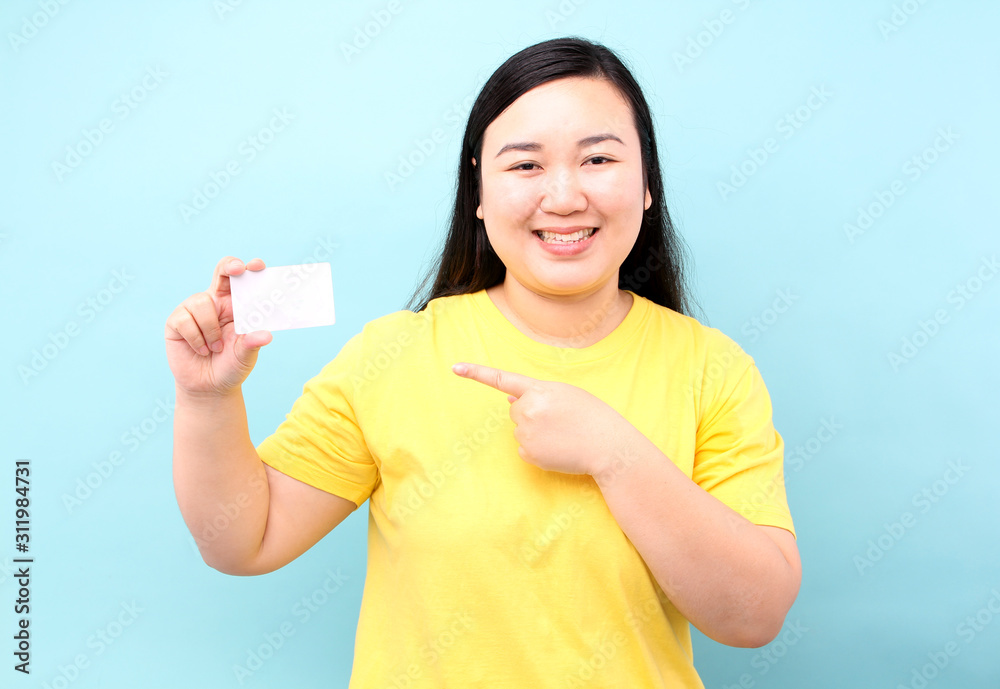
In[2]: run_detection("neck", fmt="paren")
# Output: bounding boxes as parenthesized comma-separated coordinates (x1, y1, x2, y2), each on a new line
(487, 276, 633, 348)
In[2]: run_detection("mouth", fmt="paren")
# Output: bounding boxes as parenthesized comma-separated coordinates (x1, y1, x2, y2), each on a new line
(533, 228, 598, 244)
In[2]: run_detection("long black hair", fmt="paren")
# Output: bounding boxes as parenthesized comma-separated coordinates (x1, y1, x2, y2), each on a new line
(406, 36, 692, 315)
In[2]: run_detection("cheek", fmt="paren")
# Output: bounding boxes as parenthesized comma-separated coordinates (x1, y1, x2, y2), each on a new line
(483, 176, 537, 221)
(586, 169, 645, 218)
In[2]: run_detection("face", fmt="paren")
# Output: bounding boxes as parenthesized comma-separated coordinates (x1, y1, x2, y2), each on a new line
(475, 76, 651, 298)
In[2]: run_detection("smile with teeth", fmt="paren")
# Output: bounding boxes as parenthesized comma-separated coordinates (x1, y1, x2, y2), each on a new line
(535, 228, 597, 244)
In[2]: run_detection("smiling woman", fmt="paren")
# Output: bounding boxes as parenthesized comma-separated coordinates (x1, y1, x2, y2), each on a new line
(167, 36, 799, 689)
(477, 77, 648, 302)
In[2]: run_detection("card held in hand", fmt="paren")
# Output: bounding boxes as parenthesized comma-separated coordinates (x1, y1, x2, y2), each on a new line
(230, 263, 336, 334)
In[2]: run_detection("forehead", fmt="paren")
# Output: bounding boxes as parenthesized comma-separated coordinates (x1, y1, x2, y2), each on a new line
(483, 77, 637, 147)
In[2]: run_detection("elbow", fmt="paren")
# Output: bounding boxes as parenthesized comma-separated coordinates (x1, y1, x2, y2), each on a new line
(722, 616, 788, 649)
(704, 609, 792, 649)
(724, 611, 809, 649)
(197, 546, 273, 577)
(710, 572, 802, 648)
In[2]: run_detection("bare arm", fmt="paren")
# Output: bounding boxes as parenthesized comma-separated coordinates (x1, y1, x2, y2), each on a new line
(594, 425, 801, 648)
(172, 387, 357, 575)
(167, 256, 357, 576)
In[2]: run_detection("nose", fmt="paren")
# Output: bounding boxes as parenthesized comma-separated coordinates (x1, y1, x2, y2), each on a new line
(539, 167, 587, 215)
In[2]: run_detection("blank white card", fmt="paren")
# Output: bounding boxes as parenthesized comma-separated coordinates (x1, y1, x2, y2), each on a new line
(230, 263, 336, 334)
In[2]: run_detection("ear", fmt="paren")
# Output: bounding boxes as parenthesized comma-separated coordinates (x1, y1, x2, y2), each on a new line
(644, 186, 652, 210)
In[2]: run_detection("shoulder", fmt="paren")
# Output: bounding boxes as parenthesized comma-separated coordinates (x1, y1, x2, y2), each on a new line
(338, 293, 477, 370)
(639, 296, 754, 373)
(357, 292, 474, 342)
(633, 296, 759, 415)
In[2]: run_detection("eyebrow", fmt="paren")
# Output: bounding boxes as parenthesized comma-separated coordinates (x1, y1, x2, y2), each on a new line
(494, 133, 624, 158)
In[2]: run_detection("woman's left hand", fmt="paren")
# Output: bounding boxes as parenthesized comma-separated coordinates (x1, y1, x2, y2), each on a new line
(452, 362, 630, 476)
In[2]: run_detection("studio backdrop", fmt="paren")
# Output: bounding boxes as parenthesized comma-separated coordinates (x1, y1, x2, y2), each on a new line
(2, 1, 998, 687)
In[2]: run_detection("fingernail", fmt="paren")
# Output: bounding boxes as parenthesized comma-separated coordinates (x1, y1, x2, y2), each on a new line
(198, 345, 210, 356)
(452, 363, 467, 375)
(210, 341, 223, 353)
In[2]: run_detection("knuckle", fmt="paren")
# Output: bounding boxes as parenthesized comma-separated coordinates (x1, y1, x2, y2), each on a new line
(190, 292, 215, 309)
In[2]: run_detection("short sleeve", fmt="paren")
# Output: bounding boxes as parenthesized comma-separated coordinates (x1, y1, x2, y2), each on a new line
(691, 359, 796, 538)
(256, 332, 379, 507)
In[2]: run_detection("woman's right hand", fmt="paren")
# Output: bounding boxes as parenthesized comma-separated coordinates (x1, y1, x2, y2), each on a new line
(165, 256, 273, 396)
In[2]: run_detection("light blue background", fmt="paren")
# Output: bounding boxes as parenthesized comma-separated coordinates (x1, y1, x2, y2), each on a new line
(3, 1, 998, 687)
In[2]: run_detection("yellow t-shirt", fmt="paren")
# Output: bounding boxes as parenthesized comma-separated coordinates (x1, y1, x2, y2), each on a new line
(257, 288, 795, 688)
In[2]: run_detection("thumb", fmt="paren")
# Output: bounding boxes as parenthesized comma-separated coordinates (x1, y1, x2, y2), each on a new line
(233, 330, 272, 365)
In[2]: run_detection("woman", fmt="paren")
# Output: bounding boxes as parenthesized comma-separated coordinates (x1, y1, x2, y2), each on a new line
(167, 37, 800, 688)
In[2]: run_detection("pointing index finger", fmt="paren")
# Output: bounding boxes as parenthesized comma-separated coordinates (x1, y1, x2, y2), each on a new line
(452, 363, 535, 398)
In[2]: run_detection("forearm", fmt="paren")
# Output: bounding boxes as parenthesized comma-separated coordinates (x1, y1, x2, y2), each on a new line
(172, 386, 270, 572)
(594, 424, 798, 647)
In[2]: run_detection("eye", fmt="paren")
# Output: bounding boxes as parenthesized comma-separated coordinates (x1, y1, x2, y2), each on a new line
(511, 162, 539, 171)
(586, 156, 612, 165)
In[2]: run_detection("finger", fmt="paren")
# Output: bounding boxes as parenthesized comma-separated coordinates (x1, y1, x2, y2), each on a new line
(183, 291, 226, 352)
(209, 255, 248, 295)
(451, 363, 535, 398)
(165, 302, 213, 356)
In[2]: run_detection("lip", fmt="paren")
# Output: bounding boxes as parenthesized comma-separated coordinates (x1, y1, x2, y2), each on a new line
(532, 227, 599, 256)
